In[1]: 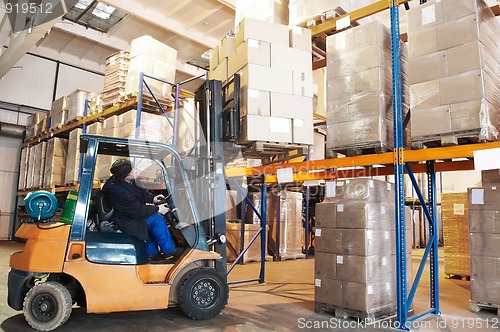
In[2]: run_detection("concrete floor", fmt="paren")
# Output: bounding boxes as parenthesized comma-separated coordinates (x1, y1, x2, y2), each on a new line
(0, 241, 498, 331)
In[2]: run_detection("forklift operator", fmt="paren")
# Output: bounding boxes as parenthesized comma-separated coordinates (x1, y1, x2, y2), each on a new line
(102, 158, 181, 261)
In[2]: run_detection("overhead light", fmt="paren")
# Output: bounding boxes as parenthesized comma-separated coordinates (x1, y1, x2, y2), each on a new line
(92, 3, 116, 19)
(75, 0, 93, 10)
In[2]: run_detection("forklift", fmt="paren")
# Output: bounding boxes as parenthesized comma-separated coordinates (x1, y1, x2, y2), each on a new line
(8, 79, 233, 331)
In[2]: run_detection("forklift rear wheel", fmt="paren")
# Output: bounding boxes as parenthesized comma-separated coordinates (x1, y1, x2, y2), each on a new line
(179, 267, 228, 320)
(23, 282, 73, 331)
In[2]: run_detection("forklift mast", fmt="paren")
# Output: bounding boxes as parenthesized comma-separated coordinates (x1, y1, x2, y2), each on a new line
(194, 79, 230, 278)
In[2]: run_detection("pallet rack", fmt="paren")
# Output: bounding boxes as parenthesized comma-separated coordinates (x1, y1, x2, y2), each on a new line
(226, 0, 500, 329)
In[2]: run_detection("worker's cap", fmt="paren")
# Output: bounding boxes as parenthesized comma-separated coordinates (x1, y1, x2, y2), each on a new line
(110, 158, 132, 181)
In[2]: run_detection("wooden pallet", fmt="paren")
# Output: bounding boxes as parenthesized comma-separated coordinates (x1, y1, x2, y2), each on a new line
(65, 116, 84, 125)
(412, 130, 489, 149)
(275, 253, 306, 261)
(102, 93, 173, 114)
(241, 141, 309, 160)
(327, 142, 391, 158)
(315, 302, 397, 325)
(445, 273, 470, 281)
(49, 124, 64, 132)
(469, 301, 500, 315)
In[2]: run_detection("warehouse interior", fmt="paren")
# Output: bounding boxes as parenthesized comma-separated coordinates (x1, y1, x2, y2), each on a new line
(1, 0, 500, 331)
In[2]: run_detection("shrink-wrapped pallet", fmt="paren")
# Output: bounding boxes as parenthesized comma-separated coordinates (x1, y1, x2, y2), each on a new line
(43, 138, 68, 188)
(18, 148, 29, 190)
(314, 179, 410, 316)
(408, 0, 500, 143)
(31, 142, 46, 189)
(67, 89, 96, 122)
(441, 193, 470, 277)
(235, 0, 288, 27)
(49, 96, 69, 131)
(326, 20, 410, 153)
(226, 221, 271, 263)
(64, 129, 82, 185)
(468, 187, 500, 306)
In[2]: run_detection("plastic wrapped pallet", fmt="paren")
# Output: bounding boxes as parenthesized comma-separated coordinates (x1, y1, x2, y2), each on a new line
(235, 0, 288, 27)
(468, 186, 500, 305)
(43, 138, 68, 188)
(314, 178, 407, 316)
(441, 192, 470, 277)
(64, 129, 82, 185)
(226, 221, 271, 263)
(18, 148, 29, 190)
(125, 36, 177, 100)
(49, 96, 69, 131)
(31, 142, 46, 189)
(97, 117, 118, 181)
(408, 0, 500, 143)
(25, 146, 35, 189)
(67, 89, 97, 122)
(326, 20, 410, 152)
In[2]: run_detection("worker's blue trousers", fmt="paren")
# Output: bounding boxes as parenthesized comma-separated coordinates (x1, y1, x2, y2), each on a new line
(145, 213, 175, 256)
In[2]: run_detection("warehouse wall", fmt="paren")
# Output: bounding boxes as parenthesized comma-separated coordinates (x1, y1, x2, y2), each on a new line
(0, 53, 103, 239)
(0, 53, 104, 111)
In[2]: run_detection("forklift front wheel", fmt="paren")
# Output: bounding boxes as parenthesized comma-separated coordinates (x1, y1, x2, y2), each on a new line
(179, 267, 228, 320)
(23, 282, 73, 331)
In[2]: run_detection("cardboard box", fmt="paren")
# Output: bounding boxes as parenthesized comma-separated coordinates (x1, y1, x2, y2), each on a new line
(411, 106, 451, 137)
(342, 229, 394, 256)
(468, 187, 500, 210)
(238, 64, 293, 94)
(446, 41, 482, 77)
(293, 71, 314, 97)
(328, 91, 392, 123)
(450, 99, 483, 132)
(270, 92, 312, 120)
(323, 178, 394, 202)
(407, 1, 445, 33)
(336, 255, 395, 284)
(436, 14, 480, 52)
(443, 0, 485, 21)
(271, 44, 312, 73)
(470, 255, 500, 280)
(355, 67, 391, 95)
(327, 43, 391, 78)
(130, 35, 177, 64)
(228, 39, 271, 77)
(290, 26, 312, 51)
(219, 35, 236, 64)
(342, 280, 396, 313)
(408, 26, 438, 58)
(314, 278, 342, 306)
(408, 51, 447, 84)
(315, 252, 337, 279)
(226, 221, 265, 263)
(327, 116, 392, 149)
(410, 80, 441, 111)
(240, 88, 270, 117)
(239, 115, 292, 144)
(469, 209, 500, 234)
(68, 89, 95, 121)
(235, 17, 289, 48)
(226, 190, 239, 220)
(481, 169, 500, 187)
(335, 202, 395, 230)
(315, 228, 342, 254)
(125, 54, 176, 98)
(470, 233, 500, 257)
(292, 119, 314, 145)
(210, 45, 219, 71)
(209, 58, 228, 82)
(315, 201, 338, 229)
(471, 278, 500, 304)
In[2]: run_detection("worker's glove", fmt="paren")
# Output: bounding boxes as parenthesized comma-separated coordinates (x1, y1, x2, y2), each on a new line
(153, 194, 165, 205)
(158, 204, 170, 215)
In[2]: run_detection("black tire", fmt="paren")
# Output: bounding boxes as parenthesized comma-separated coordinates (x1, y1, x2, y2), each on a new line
(23, 282, 73, 331)
(179, 267, 228, 320)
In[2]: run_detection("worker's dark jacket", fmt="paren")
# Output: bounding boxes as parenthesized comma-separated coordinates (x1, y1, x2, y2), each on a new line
(102, 176, 158, 241)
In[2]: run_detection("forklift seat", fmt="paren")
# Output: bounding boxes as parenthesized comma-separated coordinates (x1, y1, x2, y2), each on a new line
(94, 190, 119, 232)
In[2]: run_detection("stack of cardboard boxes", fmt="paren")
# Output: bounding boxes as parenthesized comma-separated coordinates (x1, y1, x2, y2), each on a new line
(102, 51, 130, 108)
(125, 36, 177, 101)
(468, 171, 500, 305)
(43, 138, 68, 188)
(408, 0, 500, 142)
(26, 143, 46, 189)
(64, 129, 83, 185)
(326, 20, 410, 153)
(441, 193, 470, 277)
(314, 179, 412, 316)
(18, 148, 29, 190)
(235, 0, 289, 27)
(210, 18, 314, 145)
(49, 97, 69, 131)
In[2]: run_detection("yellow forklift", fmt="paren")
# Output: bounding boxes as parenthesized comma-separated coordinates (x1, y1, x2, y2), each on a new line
(8, 79, 232, 331)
